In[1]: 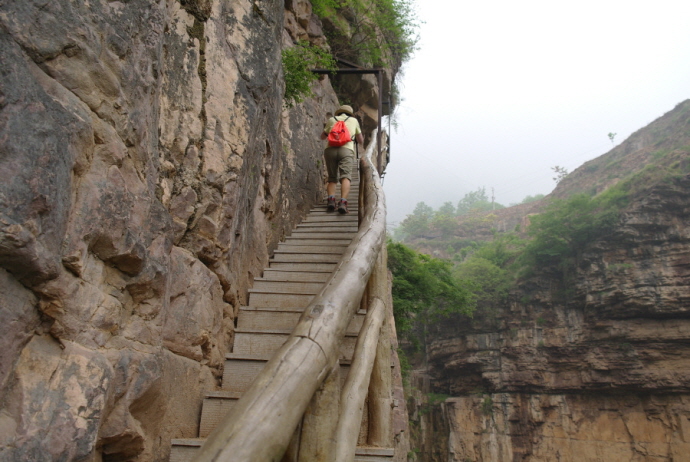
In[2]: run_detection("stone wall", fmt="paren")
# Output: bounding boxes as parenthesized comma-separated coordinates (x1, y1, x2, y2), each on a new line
(0, 0, 344, 460)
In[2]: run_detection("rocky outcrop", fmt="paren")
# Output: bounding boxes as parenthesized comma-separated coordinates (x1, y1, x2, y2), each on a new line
(0, 0, 348, 460)
(408, 169, 690, 460)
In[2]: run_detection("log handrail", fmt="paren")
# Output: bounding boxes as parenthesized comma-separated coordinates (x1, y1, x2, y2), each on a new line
(193, 131, 387, 461)
(334, 297, 385, 460)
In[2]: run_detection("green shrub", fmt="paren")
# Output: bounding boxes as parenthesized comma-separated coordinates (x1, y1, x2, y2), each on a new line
(520, 190, 627, 278)
(387, 240, 474, 335)
(312, 0, 419, 68)
(481, 396, 493, 416)
(281, 41, 336, 108)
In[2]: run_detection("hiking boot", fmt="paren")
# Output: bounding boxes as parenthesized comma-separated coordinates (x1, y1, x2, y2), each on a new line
(326, 196, 336, 212)
(338, 199, 348, 214)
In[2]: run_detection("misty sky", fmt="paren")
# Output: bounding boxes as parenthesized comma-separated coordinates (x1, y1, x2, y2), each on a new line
(382, 0, 690, 227)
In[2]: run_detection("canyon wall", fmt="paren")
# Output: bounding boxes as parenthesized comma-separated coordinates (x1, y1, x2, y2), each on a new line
(407, 103, 690, 461)
(0, 0, 364, 460)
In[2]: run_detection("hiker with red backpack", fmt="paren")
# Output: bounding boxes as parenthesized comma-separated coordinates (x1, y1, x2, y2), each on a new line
(319, 105, 364, 214)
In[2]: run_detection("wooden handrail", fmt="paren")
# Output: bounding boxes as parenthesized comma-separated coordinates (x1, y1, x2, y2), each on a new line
(334, 297, 386, 460)
(192, 132, 387, 462)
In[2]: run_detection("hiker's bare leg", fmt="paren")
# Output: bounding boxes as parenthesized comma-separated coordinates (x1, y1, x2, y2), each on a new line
(327, 182, 337, 196)
(340, 178, 350, 199)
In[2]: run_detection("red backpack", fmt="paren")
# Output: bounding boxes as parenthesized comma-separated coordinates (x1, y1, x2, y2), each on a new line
(327, 116, 352, 147)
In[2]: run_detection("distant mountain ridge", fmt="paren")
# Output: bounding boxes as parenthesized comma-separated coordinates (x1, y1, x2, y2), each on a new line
(404, 99, 690, 255)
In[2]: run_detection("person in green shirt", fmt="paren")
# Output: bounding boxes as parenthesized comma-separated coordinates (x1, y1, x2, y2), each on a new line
(320, 105, 364, 214)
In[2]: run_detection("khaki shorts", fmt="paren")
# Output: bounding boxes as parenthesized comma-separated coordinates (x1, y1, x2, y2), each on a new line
(324, 146, 355, 182)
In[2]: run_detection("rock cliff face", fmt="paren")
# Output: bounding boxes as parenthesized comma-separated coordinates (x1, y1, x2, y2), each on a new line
(407, 103, 690, 461)
(0, 1, 357, 460)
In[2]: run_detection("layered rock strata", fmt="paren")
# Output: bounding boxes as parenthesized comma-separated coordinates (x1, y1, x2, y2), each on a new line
(408, 171, 690, 460)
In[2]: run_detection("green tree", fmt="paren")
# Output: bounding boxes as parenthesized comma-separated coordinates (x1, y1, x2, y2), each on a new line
(454, 257, 508, 305)
(453, 234, 525, 306)
(520, 193, 545, 204)
(387, 241, 475, 337)
(456, 187, 503, 215)
(397, 201, 434, 239)
(431, 201, 457, 237)
(551, 165, 569, 183)
(437, 201, 455, 216)
(313, 0, 419, 68)
(521, 191, 626, 278)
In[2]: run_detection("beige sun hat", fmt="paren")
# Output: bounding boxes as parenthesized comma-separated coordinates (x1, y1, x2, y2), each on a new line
(334, 104, 354, 116)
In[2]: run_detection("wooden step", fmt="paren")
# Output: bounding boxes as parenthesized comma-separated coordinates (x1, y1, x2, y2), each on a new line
(232, 331, 357, 360)
(222, 355, 352, 393)
(259, 270, 331, 282)
(268, 261, 337, 272)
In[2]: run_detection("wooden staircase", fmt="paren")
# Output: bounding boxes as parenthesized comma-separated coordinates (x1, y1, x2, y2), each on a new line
(170, 171, 394, 461)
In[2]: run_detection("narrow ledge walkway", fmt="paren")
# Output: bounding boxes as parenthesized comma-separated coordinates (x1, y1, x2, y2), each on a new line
(170, 170, 393, 461)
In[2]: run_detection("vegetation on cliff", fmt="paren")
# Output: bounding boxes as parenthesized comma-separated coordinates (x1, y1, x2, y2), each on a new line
(311, 0, 419, 68)
(387, 240, 474, 342)
(390, 101, 690, 331)
(282, 41, 336, 108)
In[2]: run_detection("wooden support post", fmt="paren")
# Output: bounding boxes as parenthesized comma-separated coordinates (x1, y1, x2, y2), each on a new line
(334, 298, 386, 461)
(367, 320, 392, 446)
(367, 247, 393, 447)
(297, 361, 341, 462)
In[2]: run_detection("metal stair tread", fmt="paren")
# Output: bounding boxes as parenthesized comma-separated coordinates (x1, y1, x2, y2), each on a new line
(295, 226, 358, 230)
(270, 254, 342, 263)
(263, 265, 335, 272)
(234, 327, 295, 335)
(279, 241, 354, 247)
(248, 285, 323, 295)
(278, 241, 350, 246)
(302, 217, 358, 222)
(205, 390, 243, 399)
(234, 327, 360, 336)
(302, 215, 359, 221)
(226, 352, 353, 365)
(268, 262, 338, 271)
(226, 352, 272, 361)
(255, 273, 331, 282)
(239, 305, 366, 314)
(170, 438, 204, 446)
(274, 246, 348, 254)
(287, 232, 358, 238)
(170, 440, 390, 451)
(239, 305, 307, 312)
(356, 447, 395, 456)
